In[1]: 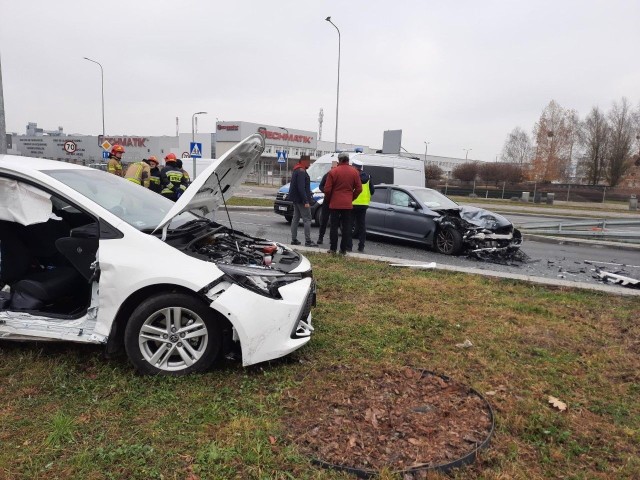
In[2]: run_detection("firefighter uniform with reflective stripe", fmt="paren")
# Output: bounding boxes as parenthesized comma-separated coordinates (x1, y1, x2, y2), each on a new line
(107, 157, 123, 176)
(149, 166, 161, 193)
(160, 164, 189, 201)
(124, 161, 151, 187)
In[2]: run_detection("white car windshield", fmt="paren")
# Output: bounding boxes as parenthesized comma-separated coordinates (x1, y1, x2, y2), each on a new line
(46, 169, 199, 231)
(306, 162, 333, 182)
(410, 188, 459, 209)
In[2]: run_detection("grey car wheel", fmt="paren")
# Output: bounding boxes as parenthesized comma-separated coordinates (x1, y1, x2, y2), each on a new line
(435, 227, 463, 255)
(125, 293, 221, 375)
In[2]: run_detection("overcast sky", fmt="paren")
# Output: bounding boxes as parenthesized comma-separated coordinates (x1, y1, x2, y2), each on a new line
(1, 0, 639, 161)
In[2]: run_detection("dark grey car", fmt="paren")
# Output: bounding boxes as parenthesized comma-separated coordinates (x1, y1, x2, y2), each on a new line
(366, 185, 522, 255)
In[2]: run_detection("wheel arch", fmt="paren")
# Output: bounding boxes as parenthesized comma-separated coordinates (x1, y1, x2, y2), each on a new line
(105, 284, 234, 357)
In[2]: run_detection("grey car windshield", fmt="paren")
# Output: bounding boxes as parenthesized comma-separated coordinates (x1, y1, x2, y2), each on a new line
(410, 188, 459, 209)
(46, 169, 198, 231)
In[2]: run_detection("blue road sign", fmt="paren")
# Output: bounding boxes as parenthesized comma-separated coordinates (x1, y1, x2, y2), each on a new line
(102, 151, 110, 159)
(190, 142, 203, 158)
(276, 150, 285, 164)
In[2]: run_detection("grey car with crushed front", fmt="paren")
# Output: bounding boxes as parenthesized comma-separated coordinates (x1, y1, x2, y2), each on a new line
(366, 185, 522, 255)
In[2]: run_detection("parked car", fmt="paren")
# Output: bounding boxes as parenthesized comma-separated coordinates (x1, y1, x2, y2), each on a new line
(367, 185, 522, 255)
(0, 134, 315, 375)
(274, 151, 425, 225)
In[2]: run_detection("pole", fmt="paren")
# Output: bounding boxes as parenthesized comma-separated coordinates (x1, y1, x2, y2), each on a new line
(191, 111, 207, 179)
(602, 186, 606, 203)
(0, 55, 7, 154)
(279, 127, 289, 183)
(83, 57, 105, 139)
(566, 184, 570, 202)
(502, 181, 506, 199)
(325, 17, 341, 152)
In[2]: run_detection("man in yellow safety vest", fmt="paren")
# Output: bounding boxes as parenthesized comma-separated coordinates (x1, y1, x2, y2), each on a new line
(349, 159, 375, 253)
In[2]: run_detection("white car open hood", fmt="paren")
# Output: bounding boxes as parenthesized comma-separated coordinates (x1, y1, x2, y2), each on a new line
(154, 133, 265, 234)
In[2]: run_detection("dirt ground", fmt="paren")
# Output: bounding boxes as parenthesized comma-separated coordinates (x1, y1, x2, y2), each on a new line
(283, 365, 493, 476)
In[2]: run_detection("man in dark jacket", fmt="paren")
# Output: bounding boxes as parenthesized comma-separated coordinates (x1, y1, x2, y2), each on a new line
(160, 153, 189, 201)
(316, 160, 337, 245)
(323, 152, 362, 254)
(289, 155, 317, 247)
(348, 158, 375, 252)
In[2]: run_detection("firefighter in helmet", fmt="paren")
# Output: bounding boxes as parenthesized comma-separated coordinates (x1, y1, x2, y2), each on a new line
(175, 159, 191, 185)
(160, 153, 189, 201)
(147, 156, 162, 193)
(124, 158, 152, 188)
(107, 144, 125, 176)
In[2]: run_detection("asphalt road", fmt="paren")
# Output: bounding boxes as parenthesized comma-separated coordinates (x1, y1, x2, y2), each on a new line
(218, 209, 640, 291)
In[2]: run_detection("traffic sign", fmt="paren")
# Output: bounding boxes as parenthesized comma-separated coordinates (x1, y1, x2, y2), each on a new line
(102, 151, 110, 159)
(101, 140, 112, 151)
(190, 142, 202, 158)
(276, 150, 285, 164)
(181, 152, 190, 158)
(63, 140, 77, 153)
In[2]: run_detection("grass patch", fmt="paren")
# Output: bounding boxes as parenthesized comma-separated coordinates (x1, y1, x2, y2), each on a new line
(0, 255, 638, 479)
(227, 196, 274, 207)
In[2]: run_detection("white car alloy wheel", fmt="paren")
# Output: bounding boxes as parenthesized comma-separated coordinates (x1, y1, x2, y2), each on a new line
(139, 307, 208, 372)
(125, 293, 221, 375)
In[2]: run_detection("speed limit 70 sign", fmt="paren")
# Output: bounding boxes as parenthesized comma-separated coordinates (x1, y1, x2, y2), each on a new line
(63, 140, 77, 153)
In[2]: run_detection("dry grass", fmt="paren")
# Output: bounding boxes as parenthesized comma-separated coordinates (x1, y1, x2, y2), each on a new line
(0, 254, 638, 479)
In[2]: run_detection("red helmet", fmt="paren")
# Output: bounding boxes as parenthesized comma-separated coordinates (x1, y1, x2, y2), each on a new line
(148, 155, 159, 165)
(111, 144, 125, 154)
(164, 153, 177, 163)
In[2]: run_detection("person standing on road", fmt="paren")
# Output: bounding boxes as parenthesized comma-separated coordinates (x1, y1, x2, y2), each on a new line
(147, 156, 162, 193)
(317, 160, 337, 245)
(323, 152, 362, 255)
(160, 153, 189, 201)
(124, 158, 152, 187)
(348, 159, 375, 252)
(107, 144, 125, 177)
(175, 159, 191, 185)
(289, 155, 317, 247)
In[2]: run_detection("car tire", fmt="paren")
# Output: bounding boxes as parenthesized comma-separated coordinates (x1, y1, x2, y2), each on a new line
(313, 207, 322, 226)
(124, 293, 221, 376)
(435, 227, 463, 255)
(284, 214, 293, 224)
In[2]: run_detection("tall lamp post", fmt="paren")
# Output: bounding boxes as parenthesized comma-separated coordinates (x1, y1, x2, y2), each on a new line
(0, 55, 6, 154)
(423, 141, 430, 163)
(463, 148, 472, 160)
(325, 16, 340, 152)
(191, 111, 207, 179)
(83, 57, 105, 139)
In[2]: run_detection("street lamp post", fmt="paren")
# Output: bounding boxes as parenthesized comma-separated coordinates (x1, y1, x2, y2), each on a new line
(463, 148, 472, 160)
(325, 16, 341, 152)
(83, 57, 105, 139)
(191, 111, 207, 179)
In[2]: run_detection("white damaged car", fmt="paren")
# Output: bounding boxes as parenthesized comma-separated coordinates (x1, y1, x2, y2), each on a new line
(0, 134, 315, 375)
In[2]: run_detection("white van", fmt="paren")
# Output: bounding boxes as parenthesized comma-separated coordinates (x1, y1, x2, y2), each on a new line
(274, 151, 425, 224)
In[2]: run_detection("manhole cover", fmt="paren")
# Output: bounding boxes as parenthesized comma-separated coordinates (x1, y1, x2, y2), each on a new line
(283, 365, 494, 477)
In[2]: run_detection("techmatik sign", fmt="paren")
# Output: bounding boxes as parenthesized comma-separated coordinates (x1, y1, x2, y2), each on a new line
(216, 121, 316, 148)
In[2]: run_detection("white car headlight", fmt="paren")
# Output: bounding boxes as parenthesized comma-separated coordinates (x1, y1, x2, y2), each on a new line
(217, 263, 303, 299)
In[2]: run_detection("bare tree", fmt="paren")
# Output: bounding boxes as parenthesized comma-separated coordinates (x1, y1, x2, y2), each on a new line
(531, 100, 574, 182)
(500, 127, 532, 166)
(578, 106, 609, 185)
(478, 162, 502, 185)
(606, 97, 635, 187)
(425, 164, 443, 182)
(452, 162, 478, 183)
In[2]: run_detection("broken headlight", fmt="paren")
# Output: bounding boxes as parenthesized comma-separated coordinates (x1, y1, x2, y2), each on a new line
(217, 263, 302, 299)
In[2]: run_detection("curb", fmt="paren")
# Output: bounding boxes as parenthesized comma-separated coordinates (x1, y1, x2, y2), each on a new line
(290, 245, 640, 297)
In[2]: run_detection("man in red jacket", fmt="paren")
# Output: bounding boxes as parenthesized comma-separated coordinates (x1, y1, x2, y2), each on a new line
(323, 152, 362, 254)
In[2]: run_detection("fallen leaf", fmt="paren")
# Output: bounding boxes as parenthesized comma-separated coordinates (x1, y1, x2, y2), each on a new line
(485, 391, 496, 396)
(548, 395, 567, 411)
(268, 436, 277, 445)
(348, 435, 357, 448)
(455, 339, 473, 348)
